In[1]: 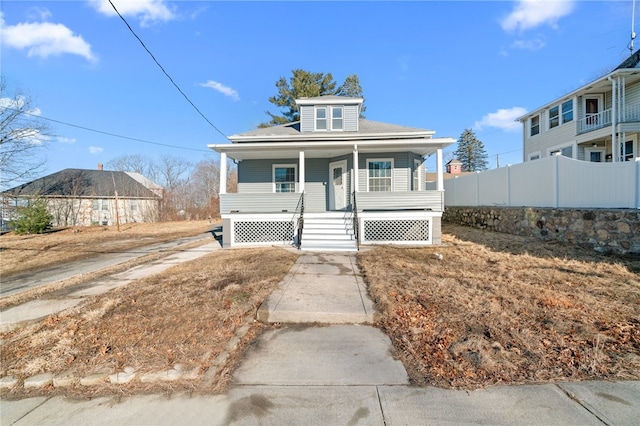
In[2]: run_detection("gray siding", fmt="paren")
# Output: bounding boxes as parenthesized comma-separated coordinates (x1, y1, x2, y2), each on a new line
(344, 104, 359, 131)
(358, 152, 412, 192)
(305, 158, 329, 212)
(220, 193, 301, 214)
(300, 105, 314, 132)
(357, 191, 444, 212)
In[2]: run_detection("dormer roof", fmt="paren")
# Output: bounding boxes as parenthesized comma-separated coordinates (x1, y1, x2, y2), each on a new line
(295, 95, 363, 106)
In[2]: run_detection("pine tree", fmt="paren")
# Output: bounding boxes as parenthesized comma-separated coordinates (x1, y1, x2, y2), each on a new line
(260, 70, 365, 127)
(12, 198, 53, 234)
(453, 129, 489, 172)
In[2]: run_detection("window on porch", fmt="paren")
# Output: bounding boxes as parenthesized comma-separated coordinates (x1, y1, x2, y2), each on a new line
(273, 165, 297, 192)
(367, 159, 393, 191)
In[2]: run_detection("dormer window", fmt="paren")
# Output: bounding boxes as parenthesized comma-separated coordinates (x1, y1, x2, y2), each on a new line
(332, 107, 343, 130)
(315, 106, 343, 131)
(315, 108, 327, 130)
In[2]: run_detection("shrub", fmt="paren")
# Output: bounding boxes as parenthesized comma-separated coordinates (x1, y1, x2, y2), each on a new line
(12, 198, 53, 234)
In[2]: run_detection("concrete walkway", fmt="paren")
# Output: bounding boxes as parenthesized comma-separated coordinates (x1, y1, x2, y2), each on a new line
(2, 252, 640, 425)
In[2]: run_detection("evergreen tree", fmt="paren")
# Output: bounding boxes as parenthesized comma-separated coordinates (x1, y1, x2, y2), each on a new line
(260, 70, 365, 127)
(453, 129, 489, 172)
(12, 198, 52, 234)
(336, 74, 366, 118)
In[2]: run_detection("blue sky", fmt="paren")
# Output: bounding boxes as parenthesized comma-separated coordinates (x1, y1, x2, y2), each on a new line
(0, 0, 635, 183)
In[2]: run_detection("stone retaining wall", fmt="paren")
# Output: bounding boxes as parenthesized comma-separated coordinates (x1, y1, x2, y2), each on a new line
(442, 206, 640, 256)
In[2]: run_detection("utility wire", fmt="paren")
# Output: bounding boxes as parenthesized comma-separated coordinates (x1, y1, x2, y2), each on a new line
(107, 0, 230, 142)
(12, 108, 212, 153)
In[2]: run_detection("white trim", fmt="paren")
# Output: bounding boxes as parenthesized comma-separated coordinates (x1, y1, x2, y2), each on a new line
(528, 151, 541, 161)
(622, 135, 638, 161)
(547, 141, 577, 159)
(530, 114, 541, 137)
(366, 158, 394, 192)
(272, 163, 297, 193)
(585, 146, 606, 162)
(413, 159, 423, 191)
(582, 94, 603, 120)
(328, 160, 348, 210)
(548, 105, 560, 130)
(314, 106, 327, 131)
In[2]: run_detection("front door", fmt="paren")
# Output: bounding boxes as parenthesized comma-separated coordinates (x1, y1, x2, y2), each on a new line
(329, 160, 347, 210)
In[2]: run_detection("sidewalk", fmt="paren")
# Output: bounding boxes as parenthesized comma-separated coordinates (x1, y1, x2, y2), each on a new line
(2, 252, 639, 425)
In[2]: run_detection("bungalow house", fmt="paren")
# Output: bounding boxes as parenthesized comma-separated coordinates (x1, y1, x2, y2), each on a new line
(208, 95, 455, 251)
(1, 166, 163, 227)
(517, 51, 640, 163)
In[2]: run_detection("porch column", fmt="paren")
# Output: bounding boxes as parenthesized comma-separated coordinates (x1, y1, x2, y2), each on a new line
(436, 148, 444, 191)
(299, 150, 305, 193)
(353, 145, 359, 193)
(220, 152, 227, 194)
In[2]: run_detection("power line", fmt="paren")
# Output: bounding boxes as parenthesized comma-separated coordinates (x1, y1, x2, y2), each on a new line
(107, 0, 230, 142)
(13, 108, 212, 153)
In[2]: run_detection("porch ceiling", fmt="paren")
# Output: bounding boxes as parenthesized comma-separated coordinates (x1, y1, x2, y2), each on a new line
(208, 138, 455, 161)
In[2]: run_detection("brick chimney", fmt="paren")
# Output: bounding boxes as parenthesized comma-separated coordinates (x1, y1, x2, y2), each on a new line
(98, 163, 103, 171)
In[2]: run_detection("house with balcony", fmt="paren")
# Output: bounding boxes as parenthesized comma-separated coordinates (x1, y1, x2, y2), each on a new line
(208, 96, 455, 251)
(518, 51, 640, 163)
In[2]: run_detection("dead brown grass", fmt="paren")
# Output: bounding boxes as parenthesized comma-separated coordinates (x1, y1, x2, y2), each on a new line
(0, 220, 215, 278)
(358, 224, 640, 389)
(0, 247, 297, 399)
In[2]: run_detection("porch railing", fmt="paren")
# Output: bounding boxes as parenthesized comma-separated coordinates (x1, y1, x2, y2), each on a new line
(294, 192, 304, 249)
(351, 191, 360, 250)
(220, 192, 301, 214)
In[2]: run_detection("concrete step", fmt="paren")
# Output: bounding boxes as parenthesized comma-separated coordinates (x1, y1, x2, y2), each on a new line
(303, 232, 354, 241)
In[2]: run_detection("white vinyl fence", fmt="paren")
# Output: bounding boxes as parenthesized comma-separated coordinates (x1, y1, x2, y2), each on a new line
(444, 155, 640, 209)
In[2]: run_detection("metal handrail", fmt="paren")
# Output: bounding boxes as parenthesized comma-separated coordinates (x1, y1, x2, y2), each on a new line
(293, 192, 304, 249)
(352, 191, 360, 250)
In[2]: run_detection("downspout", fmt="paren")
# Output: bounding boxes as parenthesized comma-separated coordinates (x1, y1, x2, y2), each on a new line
(608, 76, 617, 162)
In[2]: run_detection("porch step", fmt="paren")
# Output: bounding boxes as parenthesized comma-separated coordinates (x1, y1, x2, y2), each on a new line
(300, 214, 357, 252)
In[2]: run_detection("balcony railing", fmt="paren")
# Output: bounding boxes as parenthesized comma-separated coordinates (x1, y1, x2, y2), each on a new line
(578, 103, 640, 134)
(578, 109, 611, 133)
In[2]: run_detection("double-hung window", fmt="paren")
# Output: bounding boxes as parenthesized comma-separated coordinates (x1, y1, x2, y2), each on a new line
(367, 159, 393, 192)
(315, 106, 343, 131)
(530, 115, 540, 136)
(315, 108, 327, 130)
(331, 107, 343, 130)
(549, 106, 559, 129)
(561, 99, 573, 123)
(92, 199, 109, 211)
(273, 164, 297, 193)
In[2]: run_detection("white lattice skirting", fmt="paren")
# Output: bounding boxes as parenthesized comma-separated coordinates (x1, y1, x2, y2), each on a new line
(224, 214, 297, 247)
(358, 212, 436, 245)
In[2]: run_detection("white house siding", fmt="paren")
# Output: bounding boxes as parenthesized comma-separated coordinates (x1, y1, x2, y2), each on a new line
(47, 198, 158, 227)
(524, 111, 577, 160)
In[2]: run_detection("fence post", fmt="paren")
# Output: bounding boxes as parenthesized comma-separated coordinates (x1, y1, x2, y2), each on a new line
(554, 154, 560, 208)
(634, 157, 640, 209)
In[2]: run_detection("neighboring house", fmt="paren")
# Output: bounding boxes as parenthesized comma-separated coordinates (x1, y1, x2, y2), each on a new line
(425, 159, 474, 190)
(1, 166, 163, 227)
(518, 51, 640, 163)
(208, 95, 455, 251)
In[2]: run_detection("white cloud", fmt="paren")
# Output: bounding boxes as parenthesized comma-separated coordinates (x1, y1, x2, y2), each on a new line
(501, 0, 574, 32)
(89, 146, 104, 154)
(510, 37, 546, 51)
(89, 0, 177, 27)
(474, 107, 528, 132)
(1, 12, 96, 62)
(57, 137, 76, 144)
(200, 80, 240, 101)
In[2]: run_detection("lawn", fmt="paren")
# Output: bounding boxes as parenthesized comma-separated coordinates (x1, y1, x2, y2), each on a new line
(1, 221, 638, 399)
(358, 224, 640, 389)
